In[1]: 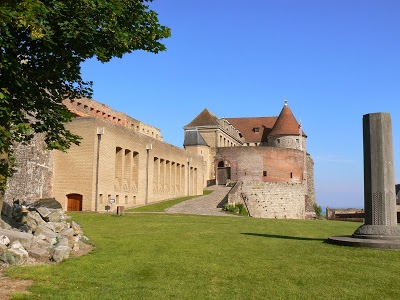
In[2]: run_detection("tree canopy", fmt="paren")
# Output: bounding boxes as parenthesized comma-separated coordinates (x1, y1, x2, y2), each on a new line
(0, 0, 171, 190)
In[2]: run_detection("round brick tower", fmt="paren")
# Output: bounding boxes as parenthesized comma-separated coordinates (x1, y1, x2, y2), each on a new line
(267, 100, 306, 151)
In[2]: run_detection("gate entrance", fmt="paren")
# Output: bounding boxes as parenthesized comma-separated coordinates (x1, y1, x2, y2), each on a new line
(217, 161, 231, 185)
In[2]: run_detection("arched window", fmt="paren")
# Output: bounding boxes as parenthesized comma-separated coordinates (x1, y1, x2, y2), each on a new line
(218, 161, 225, 168)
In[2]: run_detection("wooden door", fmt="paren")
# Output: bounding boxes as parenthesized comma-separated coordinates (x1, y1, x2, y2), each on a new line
(67, 194, 83, 211)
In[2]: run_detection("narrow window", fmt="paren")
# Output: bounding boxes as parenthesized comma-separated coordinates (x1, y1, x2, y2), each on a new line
(263, 171, 267, 177)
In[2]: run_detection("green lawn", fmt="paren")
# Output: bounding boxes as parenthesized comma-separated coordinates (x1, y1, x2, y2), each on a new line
(6, 214, 400, 299)
(127, 189, 213, 212)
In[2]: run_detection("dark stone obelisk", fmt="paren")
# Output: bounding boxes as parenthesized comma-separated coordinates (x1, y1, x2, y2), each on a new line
(328, 112, 400, 249)
(352, 113, 400, 239)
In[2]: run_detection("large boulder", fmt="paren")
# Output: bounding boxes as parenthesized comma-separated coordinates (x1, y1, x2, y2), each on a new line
(0, 199, 91, 266)
(30, 198, 63, 210)
(0, 229, 33, 249)
(28, 247, 50, 263)
(34, 224, 57, 242)
(0, 240, 29, 265)
(35, 207, 52, 221)
(51, 245, 71, 262)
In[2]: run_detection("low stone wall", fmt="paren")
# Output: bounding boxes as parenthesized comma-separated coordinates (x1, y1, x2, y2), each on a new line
(326, 208, 365, 222)
(240, 181, 306, 219)
(326, 207, 400, 223)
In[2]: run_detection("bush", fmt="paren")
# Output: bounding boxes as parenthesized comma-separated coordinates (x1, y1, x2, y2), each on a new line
(223, 203, 239, 214)
(313, 203, 322, 219)
(223, 203, 248, 216)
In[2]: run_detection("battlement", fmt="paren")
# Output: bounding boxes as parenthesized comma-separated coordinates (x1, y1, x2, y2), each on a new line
(63, 98, 163, 141)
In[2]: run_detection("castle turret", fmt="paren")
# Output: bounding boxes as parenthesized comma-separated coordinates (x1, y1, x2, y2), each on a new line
(268, 100, 306, 151)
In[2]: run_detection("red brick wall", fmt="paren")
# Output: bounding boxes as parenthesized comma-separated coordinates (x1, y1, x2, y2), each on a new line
(215, 147, 305, 183)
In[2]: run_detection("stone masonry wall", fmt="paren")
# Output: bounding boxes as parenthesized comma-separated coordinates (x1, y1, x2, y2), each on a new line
(268, 135, 306, 151)
(240, 181, 306, 219)
(4, 133, 53, 208)
(305, 154, 316, 212)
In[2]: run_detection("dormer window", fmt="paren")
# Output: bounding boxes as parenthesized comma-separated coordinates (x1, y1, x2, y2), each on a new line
(253, 127, 260, 133)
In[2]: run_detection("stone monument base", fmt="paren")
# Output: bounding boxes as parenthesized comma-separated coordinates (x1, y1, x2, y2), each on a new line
(328, 224, 400, 250)
(352, 224, 400, 240)
(328, 233, 400, 250)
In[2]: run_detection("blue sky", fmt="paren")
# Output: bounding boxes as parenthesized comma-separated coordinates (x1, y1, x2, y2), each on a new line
(81, 0, 400, 210)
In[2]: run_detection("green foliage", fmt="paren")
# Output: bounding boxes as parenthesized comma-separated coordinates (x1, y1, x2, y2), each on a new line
(0, 156, 15, 192)
(0, 0, 171, 192)
(313, 203, 323, 219)
(223, 203, 239, 213)
(6, 214, 400, 299)
(223, 202, 248, 215)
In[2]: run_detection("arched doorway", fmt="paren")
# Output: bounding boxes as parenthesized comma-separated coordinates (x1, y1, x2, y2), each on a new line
(67, 193, 83, 211)
(217, 161, 231, 185)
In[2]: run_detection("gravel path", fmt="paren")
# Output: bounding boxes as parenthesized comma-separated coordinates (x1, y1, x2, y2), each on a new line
(165, 185, 236, 217)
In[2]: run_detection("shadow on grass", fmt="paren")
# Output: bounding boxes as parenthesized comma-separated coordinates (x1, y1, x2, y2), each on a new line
(241, 233, 326, 242)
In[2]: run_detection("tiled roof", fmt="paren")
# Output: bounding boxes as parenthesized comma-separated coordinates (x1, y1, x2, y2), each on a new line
(268, 103, 306, 137)
(226, 117, 277, 143)
(184, 108, 220, 127)
(185, 103, 306, 143)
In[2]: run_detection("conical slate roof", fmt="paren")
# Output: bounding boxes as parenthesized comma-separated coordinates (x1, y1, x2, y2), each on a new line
(184, 108, 220, 128)
(268, 102, 306, 137)
(183, 130, 208, 147)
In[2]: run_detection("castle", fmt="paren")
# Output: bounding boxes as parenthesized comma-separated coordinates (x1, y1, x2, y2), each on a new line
(3, 98, 316, 219)
(184, 100, 316, 218)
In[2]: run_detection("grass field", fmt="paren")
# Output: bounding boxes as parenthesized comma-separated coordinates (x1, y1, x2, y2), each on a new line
(127, 190, 213, 212)
(5, 213, 400, 299)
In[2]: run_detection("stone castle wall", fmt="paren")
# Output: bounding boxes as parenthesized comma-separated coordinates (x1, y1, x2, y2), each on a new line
(268, 135, 306, 151)
(305, 154, 316, 212)
(215, 146, 315, 219)
(4, 133, 53, 207)
(53, 117, 204, 211)
(240, 181, 306, 219)
(5, 103, 204, 212)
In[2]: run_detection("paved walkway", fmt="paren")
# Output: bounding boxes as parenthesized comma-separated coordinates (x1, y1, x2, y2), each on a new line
(165, 185, 236, 217)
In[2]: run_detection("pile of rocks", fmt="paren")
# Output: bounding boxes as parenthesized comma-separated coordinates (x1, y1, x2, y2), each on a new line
(0, 199, 90, 266)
